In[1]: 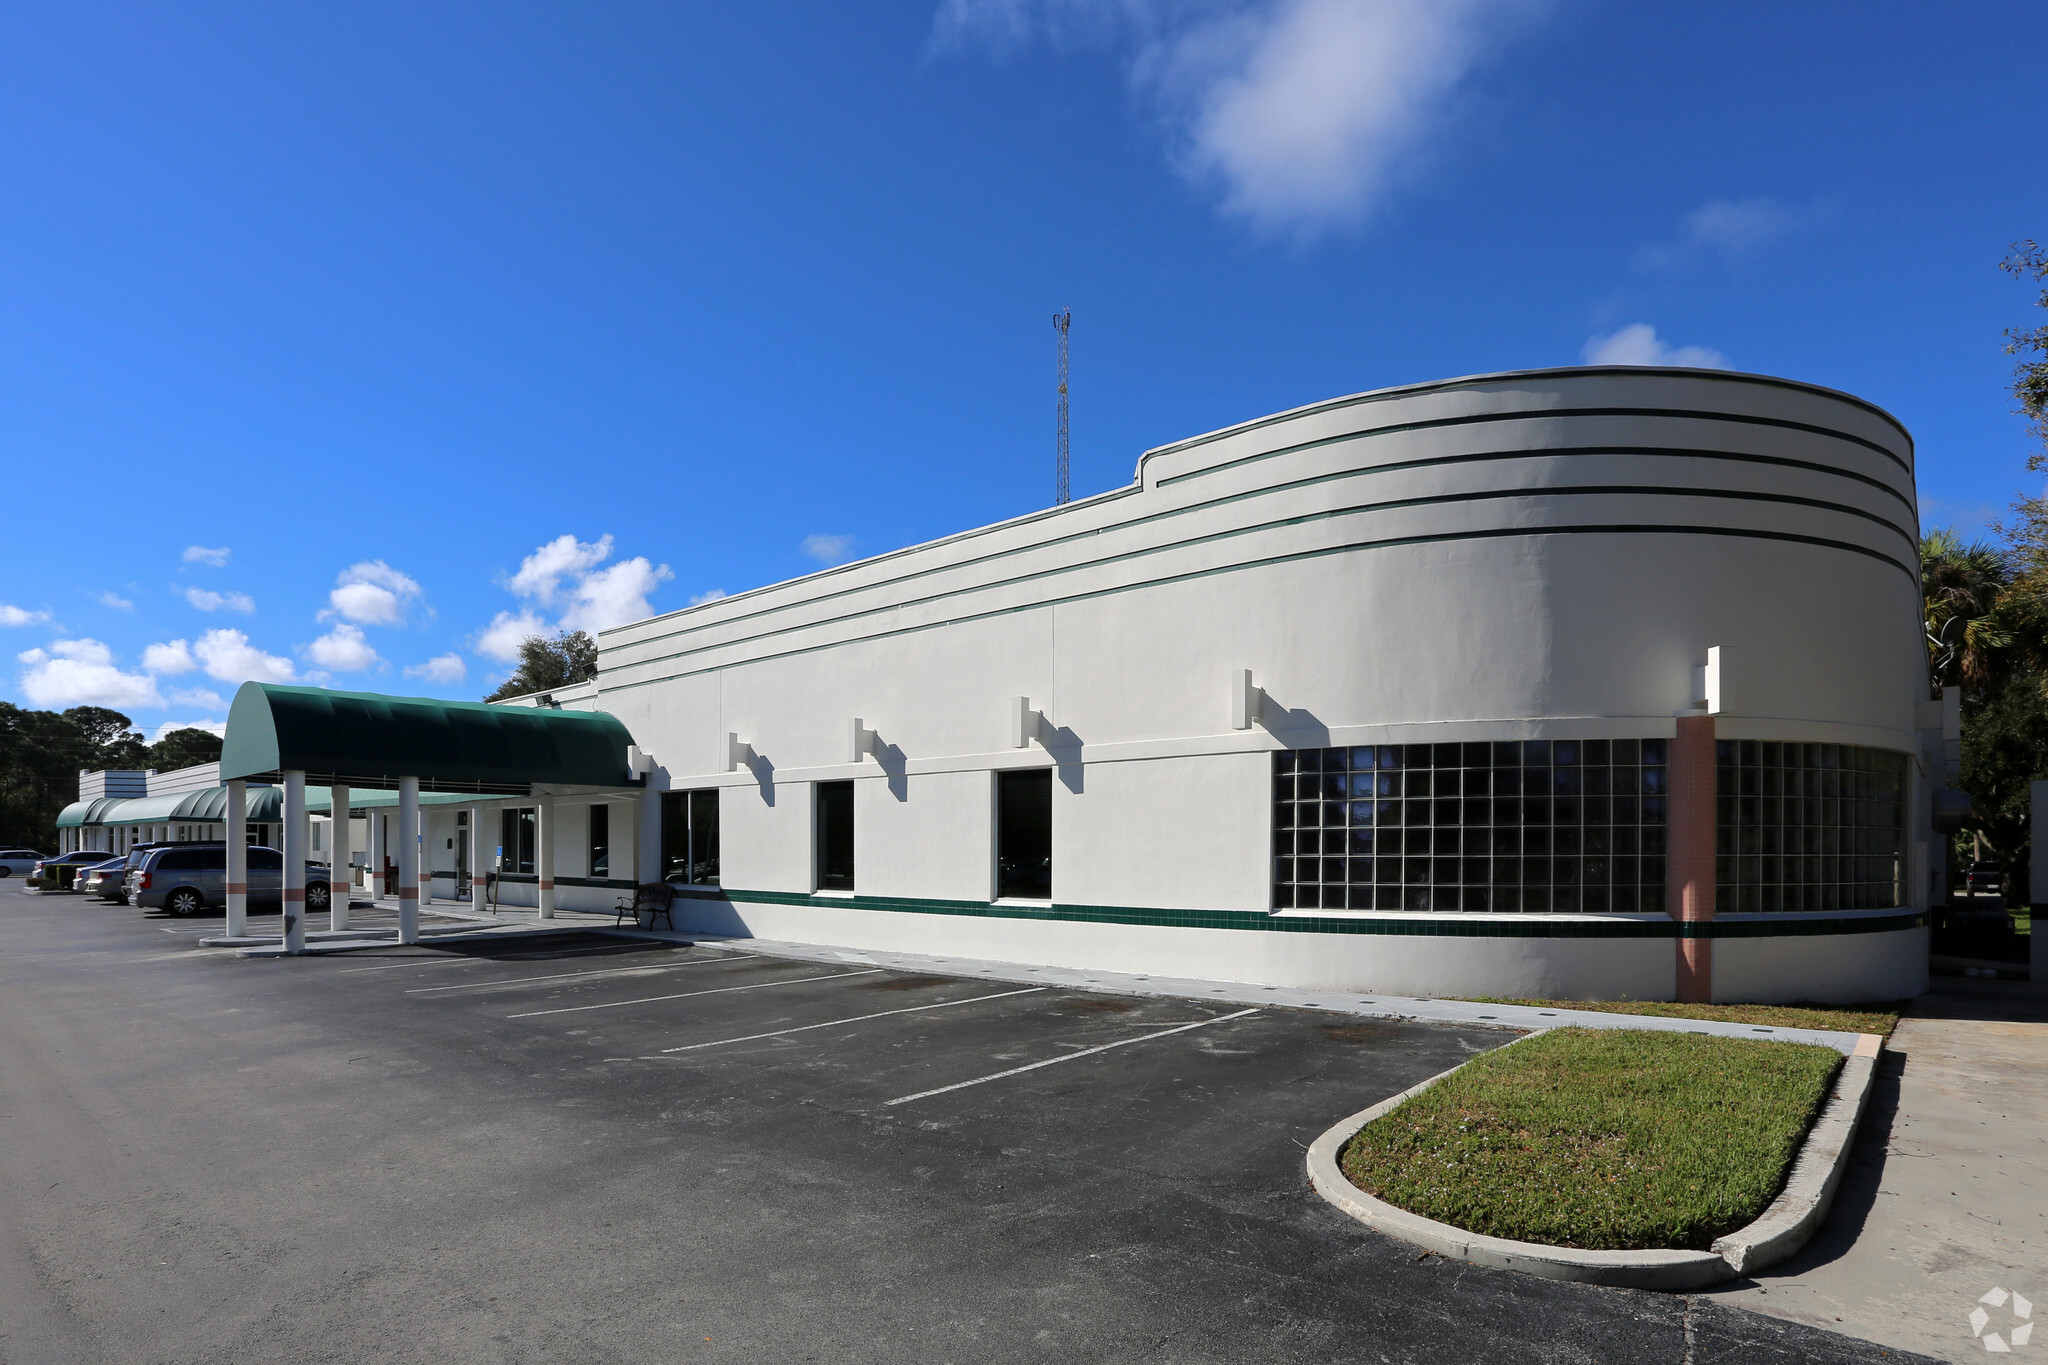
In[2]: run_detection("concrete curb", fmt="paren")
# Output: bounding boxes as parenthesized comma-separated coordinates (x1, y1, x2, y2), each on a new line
(1305, 1029, 1884, 1291)
(1711, 1033, 1880, 1275)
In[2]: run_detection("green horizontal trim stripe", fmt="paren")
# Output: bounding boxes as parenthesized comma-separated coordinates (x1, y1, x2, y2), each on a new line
(1157, 405, 1914, 487)
(677, 886, 1923, 940)
(603, 520, 1916, 698)
(610, 442, 1910, 667)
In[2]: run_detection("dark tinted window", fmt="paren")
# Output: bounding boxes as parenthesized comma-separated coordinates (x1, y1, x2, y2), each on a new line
(997, 769, 1052, 900)
(661, 790, 721, 885)
(815, 781, 854, 891)
(155, 849, 222, 872)
(248, 848, 283, 870)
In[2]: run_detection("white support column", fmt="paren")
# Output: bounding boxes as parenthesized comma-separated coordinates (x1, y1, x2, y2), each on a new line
(470, 803, 487, 912)
(329, 784, 350, 933)
(225, 779, 247, 937)
(398, 777, 420, 945)
(536, 797, 556, 919)
(282, 771, 307, 955)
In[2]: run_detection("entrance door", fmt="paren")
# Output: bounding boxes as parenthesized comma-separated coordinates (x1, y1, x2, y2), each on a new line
(455, 811, 470, 896)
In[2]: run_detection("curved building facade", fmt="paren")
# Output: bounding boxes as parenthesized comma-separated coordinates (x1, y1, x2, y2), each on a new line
(589, 365, 1931, 1003)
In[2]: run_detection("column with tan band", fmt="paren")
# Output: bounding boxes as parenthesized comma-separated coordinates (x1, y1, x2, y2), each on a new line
(329, 783, 350, 933)
(398, 776, 420, 945)
(469, 803, 487, 912)
(225, 778, 247, 937)
(282, 770, 308, 955)
(1668, 715, 1717, 1003)
(536, 796, 556, 919)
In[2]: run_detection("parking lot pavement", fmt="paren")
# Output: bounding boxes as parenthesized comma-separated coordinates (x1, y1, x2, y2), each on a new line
(0, 883, 1932, 1365)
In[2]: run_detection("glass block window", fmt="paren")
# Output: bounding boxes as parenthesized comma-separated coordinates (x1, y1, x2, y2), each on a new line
(1715, 742, 1907, 912)
(1271, 740, 1669, 913)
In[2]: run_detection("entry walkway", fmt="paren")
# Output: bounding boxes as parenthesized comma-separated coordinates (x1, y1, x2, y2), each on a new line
(1707, 976, 2048, 1361)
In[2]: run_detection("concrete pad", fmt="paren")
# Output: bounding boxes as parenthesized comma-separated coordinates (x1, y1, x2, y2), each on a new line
(1707, 977, 2048, 1362)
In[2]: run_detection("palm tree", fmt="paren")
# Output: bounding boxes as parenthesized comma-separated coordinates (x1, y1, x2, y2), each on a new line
(1921, 527, 2012, 695)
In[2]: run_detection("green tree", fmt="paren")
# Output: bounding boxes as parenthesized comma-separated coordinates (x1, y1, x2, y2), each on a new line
(483, 630, 598, 703)
(1921, 527, 2013, 695)
(147, 726, 223, 773)
(0, 704, 147, 849)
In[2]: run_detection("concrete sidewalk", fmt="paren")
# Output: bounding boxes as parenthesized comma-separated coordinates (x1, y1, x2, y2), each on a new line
(1706, 976, 2048, 1361)
(598, 930, 1874, 1053)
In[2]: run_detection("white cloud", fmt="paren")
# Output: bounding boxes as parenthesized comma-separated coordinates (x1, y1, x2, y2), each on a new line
(192, 628, 296, 685)
(169, 687, 226, 710)
(1632, 197, 1796, 274)
(96, 591, 134, 610)
(508, 534, 615, 605)
(152, 717, 227, 740)
(142, 640, 197, 675)
(306, 623, 382, 672)
(485, 533, 672, 646)
(936, 0, 1547, 235)
(1582, 323, 1728, 370)
(183, 545, 231, 568)
(17, 638, 164, 709)
(476, 609, 550, 663)
(404, 653, 468, 685)
(561, 558, 673, 633)
(0, 604, 51, 627)
(185, 586, 256, 614)
(326, 560, 425, 626)
(802, 534, 855, 565)
(689, 588, 728, 607)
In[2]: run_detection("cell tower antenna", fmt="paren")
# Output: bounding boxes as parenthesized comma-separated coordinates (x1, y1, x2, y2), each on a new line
(1054, 308, 1071, 505)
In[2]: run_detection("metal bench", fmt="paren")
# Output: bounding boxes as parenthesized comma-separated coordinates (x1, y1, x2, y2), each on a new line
(616, 882, 677, 932)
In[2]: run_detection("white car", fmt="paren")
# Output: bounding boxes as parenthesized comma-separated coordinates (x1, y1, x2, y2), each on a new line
(0, 849, 50, 877)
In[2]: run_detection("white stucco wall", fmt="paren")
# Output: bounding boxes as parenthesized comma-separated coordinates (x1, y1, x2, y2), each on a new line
(586, 365, 1925, 1001)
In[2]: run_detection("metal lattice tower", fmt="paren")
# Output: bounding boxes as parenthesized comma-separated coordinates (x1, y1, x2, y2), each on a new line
(1054, 308, 1071, 505)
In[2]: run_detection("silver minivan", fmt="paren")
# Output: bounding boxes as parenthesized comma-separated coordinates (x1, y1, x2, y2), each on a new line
(127, 844, 333, 917)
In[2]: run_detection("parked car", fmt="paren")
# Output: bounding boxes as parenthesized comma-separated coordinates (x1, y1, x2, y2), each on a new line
(0, 848, 50, 877)
(76, 857, 133, 902)
(126, 843, 332, 917)
(26, 849, 116, 891)
(1966, 860, 2004, 895)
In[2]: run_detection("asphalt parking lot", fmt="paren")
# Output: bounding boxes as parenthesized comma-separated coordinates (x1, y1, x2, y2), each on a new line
(0, 880, 1927, 1364)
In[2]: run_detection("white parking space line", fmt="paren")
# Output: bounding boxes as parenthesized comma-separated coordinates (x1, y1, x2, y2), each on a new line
(407, 954, 737, 994)
(339, 957, 493, 974)
(647, 986, 1049, 1054)
(507, 968, 884, 1018)
(883, 1008, 1261, 1107)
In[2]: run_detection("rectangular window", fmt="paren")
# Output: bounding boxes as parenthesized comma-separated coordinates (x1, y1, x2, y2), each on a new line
(996, 768, 1053, 900)
(1272, 740, 1669, 913)
(815, 780, 855, 891)
(661, 790, 721, 886)
(499, 808, 536, 874)
(1714, 741, 1906, 913)
(589, 804, 609, 879)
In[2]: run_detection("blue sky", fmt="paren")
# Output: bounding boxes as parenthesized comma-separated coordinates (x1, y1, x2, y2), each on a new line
(2, 1, 2042, 734)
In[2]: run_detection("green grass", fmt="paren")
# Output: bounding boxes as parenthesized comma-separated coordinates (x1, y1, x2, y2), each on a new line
(1339, 1028, 1843, 1250)
(1458, 997, 1904, 1038)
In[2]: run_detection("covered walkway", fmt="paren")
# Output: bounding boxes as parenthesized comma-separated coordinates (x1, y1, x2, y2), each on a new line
(219, 681, 648, 953)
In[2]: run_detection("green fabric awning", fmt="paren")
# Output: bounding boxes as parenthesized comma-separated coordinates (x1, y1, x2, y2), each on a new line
(54, 783, 490, 830)
(220, 683, 641, 795)
(55, 787, 286, 828)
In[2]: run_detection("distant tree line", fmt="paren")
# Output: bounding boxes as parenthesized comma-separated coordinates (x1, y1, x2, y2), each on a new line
(0, 706, 223, 851)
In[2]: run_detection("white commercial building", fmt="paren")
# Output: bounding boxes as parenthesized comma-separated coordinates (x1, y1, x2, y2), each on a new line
(190, 365, 1931, 1003)
(572, 364, 1931, 1005)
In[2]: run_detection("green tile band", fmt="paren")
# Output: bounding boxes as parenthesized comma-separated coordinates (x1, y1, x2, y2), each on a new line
(674, 886, 1921, 940)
